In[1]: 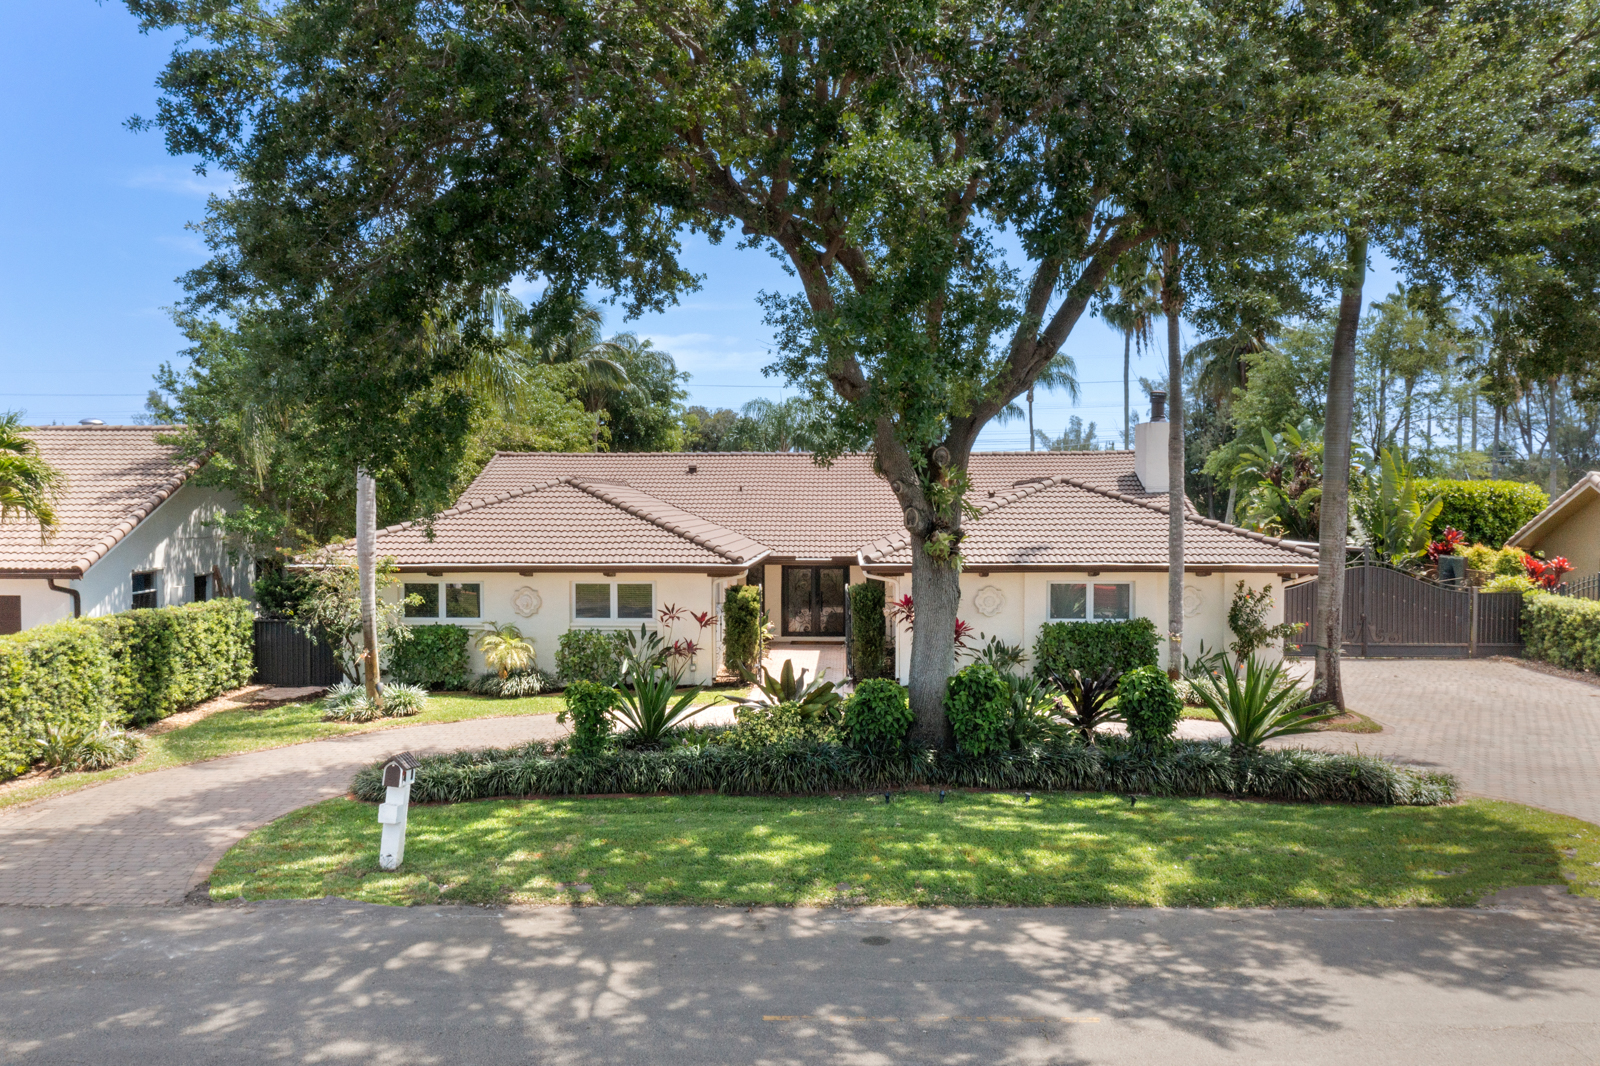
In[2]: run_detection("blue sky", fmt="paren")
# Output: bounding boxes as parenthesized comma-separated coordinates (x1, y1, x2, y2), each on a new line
(2, 2, 1400, 449)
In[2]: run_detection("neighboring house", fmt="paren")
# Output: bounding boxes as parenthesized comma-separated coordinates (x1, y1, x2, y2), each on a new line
(1505, 471, 1600, 578)
(368, 418, 1317, 681)
(0, 425, 250, 634)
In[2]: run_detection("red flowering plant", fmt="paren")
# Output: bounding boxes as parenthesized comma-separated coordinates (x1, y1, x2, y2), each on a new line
(952, 618, 977, 653)
(1426, 526, 1465, 564)
(887, 594, 915, 627)
(1524, 555, 1572, 591)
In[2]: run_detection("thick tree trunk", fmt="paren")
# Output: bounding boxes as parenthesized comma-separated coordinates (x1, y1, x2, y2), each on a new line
(906, 532, 961, 748)
(1311, 230, 1367, 711)
(1163, 243, 1184, 676)
(356, 469, 382, 708)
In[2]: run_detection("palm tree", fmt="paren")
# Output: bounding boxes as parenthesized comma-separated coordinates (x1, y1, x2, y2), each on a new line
(0, 411, 63, 541)
(524, 304, 636, 450)
(1101, 252, 1163, 447)
(736, 397, 828, 451)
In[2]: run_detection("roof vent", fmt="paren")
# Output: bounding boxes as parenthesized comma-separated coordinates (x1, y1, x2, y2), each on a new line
(79, 418, 104, 426)
(686, 464, 698, 474)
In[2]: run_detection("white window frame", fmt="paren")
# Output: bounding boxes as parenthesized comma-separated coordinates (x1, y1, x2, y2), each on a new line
(131, 570, 160, 611)
(570, 580, 656, 625)
(1046, 580, 1134, 622)
(442, 581, 484, 621)
(402, 581, 442, 621)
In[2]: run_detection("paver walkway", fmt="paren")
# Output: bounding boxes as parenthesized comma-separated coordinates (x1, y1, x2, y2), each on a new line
(2, 658, 1597, 907)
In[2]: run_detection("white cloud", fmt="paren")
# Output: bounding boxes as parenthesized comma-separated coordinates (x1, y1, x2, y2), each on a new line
(124, 165, 235, 199)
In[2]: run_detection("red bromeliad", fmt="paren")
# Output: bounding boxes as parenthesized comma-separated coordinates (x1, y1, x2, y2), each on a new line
(1524, 555, 1573, 590)
(887, 594, 915, 626)
(1426, 526, 1465, 563)
(953, 618, 976, 651)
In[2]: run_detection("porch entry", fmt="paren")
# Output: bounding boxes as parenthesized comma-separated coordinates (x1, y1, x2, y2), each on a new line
(782, 565, 846, 637)
(1284, 564, 1522, 659)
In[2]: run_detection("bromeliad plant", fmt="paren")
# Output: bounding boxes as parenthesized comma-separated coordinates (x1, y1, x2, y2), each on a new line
(727, 658, 844, 719)
(1190, 657, 1341, 751)
(1524, 554, 1572, 591)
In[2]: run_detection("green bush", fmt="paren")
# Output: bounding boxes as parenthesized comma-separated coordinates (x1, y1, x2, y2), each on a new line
(723, 584, 764, 679)
(556, 629, 626, 686)
(1414, 479, 1549, 548)
(944, 663, 1011, 756)
(715, 700, 840, 752)
(1483, 574, 1535, 594)
(1522, 591, 1600, 672)
(1118, 666, 1183, 751)
(558, 680, 618, 756)
(844, 679, 913, 753)
(386, 624, 471, 690)
(848, 580, 888, 680)
(1033, 618, 1159, 681)
(352, 737, 1457, 807)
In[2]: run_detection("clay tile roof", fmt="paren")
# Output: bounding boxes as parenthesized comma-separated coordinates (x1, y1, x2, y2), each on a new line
(0, 425, 205, 577)
(859, 475, 1318, 570)
(367, 477, 770, 569)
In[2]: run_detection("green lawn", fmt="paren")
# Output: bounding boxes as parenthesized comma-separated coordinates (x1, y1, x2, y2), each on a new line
(0, 688, 726, 813)
(210, 791, 1600, 909)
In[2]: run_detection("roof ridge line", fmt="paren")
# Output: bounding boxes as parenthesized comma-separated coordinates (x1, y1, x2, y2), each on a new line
(67, 450, 211, 576)
(371, 478, 572, 538)
(570, 479, 766, 563)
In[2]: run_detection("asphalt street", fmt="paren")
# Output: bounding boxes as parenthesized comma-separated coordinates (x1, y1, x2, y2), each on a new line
(4, 892, 1600, 1065)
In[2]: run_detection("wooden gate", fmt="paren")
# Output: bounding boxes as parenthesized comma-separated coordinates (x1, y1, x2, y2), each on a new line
(1284, 565, 1523, 658)
(253, 618, 345, 686)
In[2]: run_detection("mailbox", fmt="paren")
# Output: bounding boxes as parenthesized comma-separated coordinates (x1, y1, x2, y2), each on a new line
(378, 751, 420, 871)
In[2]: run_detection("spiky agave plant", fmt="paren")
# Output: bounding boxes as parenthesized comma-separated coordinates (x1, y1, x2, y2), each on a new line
(1191, 657, 1341, 751)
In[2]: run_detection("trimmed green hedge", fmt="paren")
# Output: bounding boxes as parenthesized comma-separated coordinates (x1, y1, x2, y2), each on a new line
(387, 624, 472, 690)
(1522, 591, 1600, 672)
(1415, 479, 1548, 547)
(0, 599, 255, 777)
(945, 662, 1011, 755)
(848, 580, 887, 680)
(1033, 617, 1159, 681)
(723, 584, 764, 680)
(556, 629, 627, 686)
(351, 737, 1457, 807)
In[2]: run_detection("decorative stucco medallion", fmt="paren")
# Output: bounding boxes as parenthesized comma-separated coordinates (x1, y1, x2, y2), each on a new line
(1182, 584, 1203, 618)
(512, 586, 543, 618)
(972, 585, 1006, 618)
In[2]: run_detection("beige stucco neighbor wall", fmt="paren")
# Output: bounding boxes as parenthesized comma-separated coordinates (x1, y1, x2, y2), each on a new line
(1522, 491, 1600, 578)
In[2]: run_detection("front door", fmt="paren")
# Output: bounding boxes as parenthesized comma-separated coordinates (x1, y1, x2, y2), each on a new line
(782, 566, 846, 636)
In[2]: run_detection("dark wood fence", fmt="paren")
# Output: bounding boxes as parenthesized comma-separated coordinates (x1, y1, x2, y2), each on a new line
(253, 618, 345, 686)
(1285, 564, 1523, 659)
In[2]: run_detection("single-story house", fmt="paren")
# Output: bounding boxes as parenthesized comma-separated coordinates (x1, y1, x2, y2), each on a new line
(1505, 471, 1600, 577)
(0, 425, 250, 634)
(368, 418, 1317, 682)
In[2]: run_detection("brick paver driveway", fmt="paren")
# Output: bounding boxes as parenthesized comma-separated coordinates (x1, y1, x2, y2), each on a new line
(1286, 658, 1600, 827)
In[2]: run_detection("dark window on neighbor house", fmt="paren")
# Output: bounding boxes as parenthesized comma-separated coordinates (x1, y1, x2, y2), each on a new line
(444, 582, 482, 618)
(193, 574, 209, 603)
(782, 566, 847, 637)
(404, 582, 440, 618)
(0, 596, 20, 635)
(132, 571, 158, 610)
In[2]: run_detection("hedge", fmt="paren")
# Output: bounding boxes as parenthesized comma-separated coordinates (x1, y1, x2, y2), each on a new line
(1033, 617, 1159, 681)
(0, 598, 255, 777)
(555, 628, 626, 686)
(1521, 591, 1600, 672)
(848, 580, 887, 680)
(386, 624, 472, 690)
(351, 737, 1456, 807)
(723, 584, 764, 679)
(1414, 479, 1548, 547)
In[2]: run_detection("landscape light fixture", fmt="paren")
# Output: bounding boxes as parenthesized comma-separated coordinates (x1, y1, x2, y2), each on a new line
(884, 792, 892, 804)
(938, 790, 946, 803)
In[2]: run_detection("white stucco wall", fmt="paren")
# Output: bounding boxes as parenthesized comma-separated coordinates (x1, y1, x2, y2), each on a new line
(2, 481, 251, 632)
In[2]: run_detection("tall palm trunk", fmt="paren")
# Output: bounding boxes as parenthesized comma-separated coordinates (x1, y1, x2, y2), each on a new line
(1312, 230, 1367, 711)
(356, 469, 382, 708)
(1028, 386, 1036, 452)
(1123, 331, 1133, 448)
(1162, 242, 1184, 676)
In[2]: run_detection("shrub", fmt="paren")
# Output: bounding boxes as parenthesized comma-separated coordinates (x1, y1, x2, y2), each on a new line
(848, 580, 888, 680)
(722, 584, 765, 680)
(944, 662, 1011, 755)
(1118, 666, 1183, 751)
(556, 628, 626, 686)
(386, 624, 471, 690)
(844, 679, 913, 753)
(353, 737, 1457, 807)
(1414, 479, 1549, 548)
(717, 700, 840, 752)
(1522, 591, 1600, 672)
(1226, 582, 1302, 663)
(1192, 657, 1340, 751)
(469, 668, 557, 697)
(727, 658, 843, 718)
(88, 599, 256, 726)
(1034, 618, 1157, 741)
(475, 621, 537, 679)
(33, 720, 144, 773)
(1483, 574, 1535, 594)
(382, 682, 429, 717)
(0, 620, 113, 777)
(558, 680, 617, 756)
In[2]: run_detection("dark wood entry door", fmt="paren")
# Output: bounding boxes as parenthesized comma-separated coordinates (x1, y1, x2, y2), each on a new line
(783, 566, 846, 636)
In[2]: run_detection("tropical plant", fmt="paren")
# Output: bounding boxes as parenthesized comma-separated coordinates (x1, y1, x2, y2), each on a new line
(381, 683, 429, 717)
(1226, 583, 1304, 665)
(1354, 449, 1444, 561)
(33, 721, 143, 773)
(1425, 526, 1466, 563)
(1100, 250, 1163, 447)
(320, 680, 383, 722)
(1181, 640, 1230, 682)
(558, 680, 617, 756)
(612, 668, 707, 746)
(1230, 422, 1324, 540)
(1524, 555, 1572, 591)
(975, 635, 1028, 675)
(1005, 674, 1068, 748)
(0, 411, 64, 540)
(469, 669, 554, 697)
(727, 658, 843, 719)
(943, 663, 1012, 756)
(617, 623, 670, 682)
(1191, 657, 1341, 752)
(843, 679, 914, 753)
(1033, 619, 1159, 741)
(475, 621, 536, 679)
(524, 303, 636, 450)
(292, 543, 412, 683)
(1117, 666, 1183, 753)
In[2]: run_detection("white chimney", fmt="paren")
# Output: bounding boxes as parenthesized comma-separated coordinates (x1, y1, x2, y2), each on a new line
(1134, 390, 1169, 494)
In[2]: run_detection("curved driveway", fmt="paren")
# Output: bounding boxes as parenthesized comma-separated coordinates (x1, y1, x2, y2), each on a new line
(1, 658, 1598, 906)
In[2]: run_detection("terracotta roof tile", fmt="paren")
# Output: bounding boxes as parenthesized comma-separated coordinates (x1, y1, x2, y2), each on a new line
(0, 426, 204, 577)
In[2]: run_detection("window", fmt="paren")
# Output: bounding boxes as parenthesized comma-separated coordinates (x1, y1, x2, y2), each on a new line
(404, 583, 440, 618)
(782, 566, 847, 637)
(131, 571, 158, 610)
(444, 582, 482, 619)
(0, 596, 19, 636)
(572, 581, 655, 622)
(193, 574, 209, 603)
(1047, 581, 1132, 622)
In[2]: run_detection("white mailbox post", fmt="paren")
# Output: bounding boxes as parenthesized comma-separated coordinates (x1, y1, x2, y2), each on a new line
(377, 751, 420, 871)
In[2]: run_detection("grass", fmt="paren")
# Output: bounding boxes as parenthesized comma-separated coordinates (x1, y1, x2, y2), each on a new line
(210, 791, 1600, 909)
(0, 688, 727, 812)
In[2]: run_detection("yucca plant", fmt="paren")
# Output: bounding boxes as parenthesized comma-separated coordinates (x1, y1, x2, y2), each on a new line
(1191, 656, 1341, 751)
(613, 665, 707, 745)
(475, 622, 536, 679)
